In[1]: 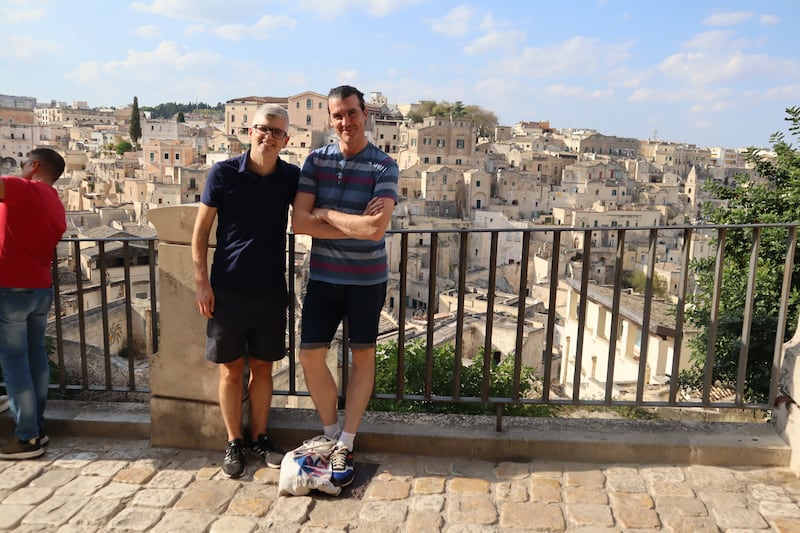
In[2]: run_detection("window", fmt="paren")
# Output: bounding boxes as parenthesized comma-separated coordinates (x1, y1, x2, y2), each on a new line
(411, 139, 417, 147)
(436, 156, 441, 164)
(175, 153, 180, 161)
(149, 152, 155, 161)
(476, 180, 481, 187)
(306, 115, 312, 125)
(436, 139, 445, 148)
(296, 102, 300, 108)
(456, 139, 465, 149)
(231, 115, 235, 123)
(612, 190, 617, 196)
(243, 115, 247, 124)
(306, 98, 312, 109)
(423, 137, 431, 145)
(164, 153, 169, 160)
(423, 157, 429, 163)
(455, 159, 462, 165)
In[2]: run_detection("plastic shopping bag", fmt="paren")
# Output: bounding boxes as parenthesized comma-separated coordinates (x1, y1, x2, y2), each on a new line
(278, 435, 341, 496)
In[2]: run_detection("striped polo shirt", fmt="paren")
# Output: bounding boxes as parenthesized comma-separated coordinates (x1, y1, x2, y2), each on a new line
(298, 142, 399, 285)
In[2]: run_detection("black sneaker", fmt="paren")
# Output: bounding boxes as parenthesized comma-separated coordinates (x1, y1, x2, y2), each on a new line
(222, 438, 246, 478)
(249, 434, 284, 469)
(0, 437, 44, 460)
(38, 432, 49, 447)
(330, 442, 354, 487)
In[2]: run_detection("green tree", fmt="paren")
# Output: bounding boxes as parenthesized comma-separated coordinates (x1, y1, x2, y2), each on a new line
(129, 96, 142, 147)
(369, 338, 554, 416)
(177, 111, 185, 123)
(114, 140, 133, 155)
(681, 106, 800, 402)
(622, 270, 668, 299)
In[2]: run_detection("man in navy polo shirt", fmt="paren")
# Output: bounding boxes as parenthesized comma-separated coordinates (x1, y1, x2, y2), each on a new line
(192, 103, 299, 478)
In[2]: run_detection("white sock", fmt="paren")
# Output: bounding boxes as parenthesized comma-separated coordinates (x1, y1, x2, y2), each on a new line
(323, 423, 341, 440)
(338, 431, 355, 450)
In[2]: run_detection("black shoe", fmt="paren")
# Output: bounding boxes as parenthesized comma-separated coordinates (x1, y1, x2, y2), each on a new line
(38, 430, 49, 447)
(222, 438, 246, 478)
(0, 437, 44, 460)
(330, 442, 354, 487)
(249, 434, 284, 469)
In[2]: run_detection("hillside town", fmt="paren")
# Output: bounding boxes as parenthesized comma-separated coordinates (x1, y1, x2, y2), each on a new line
(0, 91, 765, 401)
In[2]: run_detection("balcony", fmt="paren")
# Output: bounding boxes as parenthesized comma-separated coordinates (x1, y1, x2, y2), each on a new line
(5, 205, 800, 471)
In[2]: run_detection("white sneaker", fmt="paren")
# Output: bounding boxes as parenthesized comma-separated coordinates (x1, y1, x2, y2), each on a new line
(0, 395, 9, 413)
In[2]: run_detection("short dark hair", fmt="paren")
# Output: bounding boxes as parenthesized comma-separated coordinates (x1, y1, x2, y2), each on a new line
(327, 85, 365, 111)
(29, 147, 65, 184)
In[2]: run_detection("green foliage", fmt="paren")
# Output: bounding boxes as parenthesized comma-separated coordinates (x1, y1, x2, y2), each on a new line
(129, 96, 142, 145)
(143, 101, 223, 119)
(369, 338, 556, 417)
(622, 270, 669, 299)
(177, 111, 186, 123)
(114, 140, 132, 155)
(681, 106, 800, 402)
(407, 100, 498, 137)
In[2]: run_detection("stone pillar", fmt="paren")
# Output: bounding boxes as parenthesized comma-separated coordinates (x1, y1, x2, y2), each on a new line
(148, 204, 226, 450)
(775, 314, 800, 472)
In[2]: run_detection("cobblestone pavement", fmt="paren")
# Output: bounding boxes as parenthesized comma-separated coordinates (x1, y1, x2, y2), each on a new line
(1, 436, 800, 532)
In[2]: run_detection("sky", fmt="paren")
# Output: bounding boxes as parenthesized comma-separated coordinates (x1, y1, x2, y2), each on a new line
(2, 0, 799, 149)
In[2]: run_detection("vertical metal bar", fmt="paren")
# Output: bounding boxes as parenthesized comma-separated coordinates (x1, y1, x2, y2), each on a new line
(669, 227, 693, 404)
(634, 228, 657, 403)
(736, 227, 761, 405)
(74, 240, 89, 390)
(703, 227, 727, 406)
(98, 241, 112, 389)
(148, 239, 158, 352)
(453, 231, 468, 400)
(288, 234, 296, 394)
(512, 232, 531, 402)
(424, 232, 438, 400)
(123, 241, 136, 390)
(541, 229, 561, 402)
(482, 231, 499, 400)
(605, 229, 625, 403)
(770, 226, 797, 406)
(572, 230, 592, 402)
(51, 249, 66, 391)
(396, 233, 409, 400)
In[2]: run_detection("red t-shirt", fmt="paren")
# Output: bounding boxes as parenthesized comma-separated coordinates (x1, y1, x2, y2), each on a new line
(0, 176, 66, 288)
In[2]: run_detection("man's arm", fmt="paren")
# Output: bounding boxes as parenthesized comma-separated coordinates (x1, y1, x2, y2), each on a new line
(291, 191, 350, 239)
(313, 197, 394, 241)
(191, 203, 217, 318)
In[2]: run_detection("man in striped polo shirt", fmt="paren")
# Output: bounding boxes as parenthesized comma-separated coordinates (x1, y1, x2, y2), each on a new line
(292, 85, 399, 488)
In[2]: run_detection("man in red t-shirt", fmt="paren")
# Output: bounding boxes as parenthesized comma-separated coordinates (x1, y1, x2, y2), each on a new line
(0, 147, 66, 459)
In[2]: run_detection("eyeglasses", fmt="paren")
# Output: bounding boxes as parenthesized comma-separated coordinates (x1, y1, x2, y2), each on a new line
(252, 124, 287, 139)
(336, 159, 346, 185)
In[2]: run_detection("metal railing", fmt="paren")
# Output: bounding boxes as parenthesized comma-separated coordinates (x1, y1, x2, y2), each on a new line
(14, 222, 796, 421)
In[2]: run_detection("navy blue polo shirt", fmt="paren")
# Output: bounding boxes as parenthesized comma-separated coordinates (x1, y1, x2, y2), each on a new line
(201, 151, 299, 292)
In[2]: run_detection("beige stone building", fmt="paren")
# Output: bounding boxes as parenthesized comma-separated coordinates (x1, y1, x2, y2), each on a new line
(397, 116, 475, 170)
(287, 91, 328, 131)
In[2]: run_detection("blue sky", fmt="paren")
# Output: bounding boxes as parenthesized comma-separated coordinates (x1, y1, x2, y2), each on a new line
(2, 0, 799, 149)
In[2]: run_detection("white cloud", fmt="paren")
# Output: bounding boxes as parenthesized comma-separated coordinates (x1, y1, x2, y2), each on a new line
(0, 35, 61, 60)
(464, 30, 524, 55)
(763, 84, 800, 99)
(294, 0, 422, 17)
(134, 25, 162, 39)
(760, 14, 780, 25)
(494, 36, 632, 78)
(131, 0, 270, 23)
(703, 11, 754, 26)
(0, 6, 46, 25)
(430, 5, 476, 37)
(543, 84, 612, 99)
(213, 14, 297, 40)
(336, 70, 360, 84)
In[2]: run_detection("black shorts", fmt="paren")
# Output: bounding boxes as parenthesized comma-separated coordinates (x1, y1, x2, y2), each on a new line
(300, 280, 386, 349)
(205, 284, 288, 364)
